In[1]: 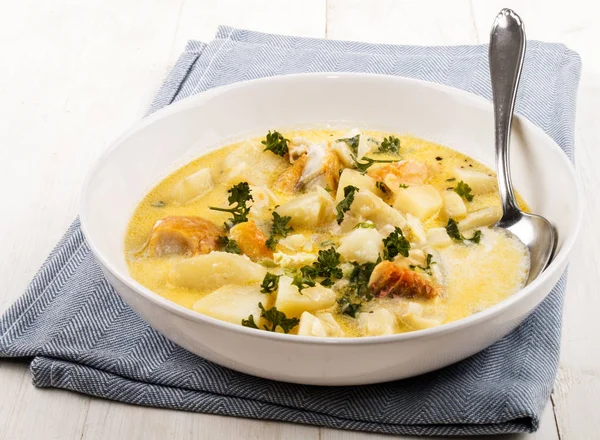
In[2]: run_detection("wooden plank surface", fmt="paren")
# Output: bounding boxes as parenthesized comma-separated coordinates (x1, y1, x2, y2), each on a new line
(1, 0, 598, 438)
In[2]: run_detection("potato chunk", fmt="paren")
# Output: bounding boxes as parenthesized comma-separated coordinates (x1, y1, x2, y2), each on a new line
(336, 169, 382, 202)
(454, 168, 496, 195)
(144, 216, 221, 257)
(171, 168, 214, 204)
(297, 312, 344, 337)
(350, 190, 406, 229)
(398, 302, 442, 330)
(369, 260, 440, 300)
(441, 190, 467, 219)
(275, 276, 337, 318)
(426, 227, 452, 248)
(458, 206, 502, 231)
(337, 227, 383, 264)
(393, 185, 442, 220)
(168, 252, 267, 290)
(222, 142, 287, 186)
(368, 160, 429, 185)
(229, 220, 273, 261)
(275, 187, 335, 228)
(358, 308, 397, 336)
(192, 284, 265, 326)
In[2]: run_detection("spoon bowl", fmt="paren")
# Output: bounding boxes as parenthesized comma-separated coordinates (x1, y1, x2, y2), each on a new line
(489, 8, 556, 284)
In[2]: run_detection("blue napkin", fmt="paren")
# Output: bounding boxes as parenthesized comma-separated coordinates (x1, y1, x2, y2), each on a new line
(0, 27, 580, 436)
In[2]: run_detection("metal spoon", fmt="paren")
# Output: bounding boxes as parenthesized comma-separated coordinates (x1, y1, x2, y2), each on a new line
(489, 8, 556, 284)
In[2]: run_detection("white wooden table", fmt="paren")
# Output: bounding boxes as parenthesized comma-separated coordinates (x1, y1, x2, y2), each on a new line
(1, 1, 598, 438)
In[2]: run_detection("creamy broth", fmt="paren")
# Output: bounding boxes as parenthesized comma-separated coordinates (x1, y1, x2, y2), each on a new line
(125, 128, 529, 337)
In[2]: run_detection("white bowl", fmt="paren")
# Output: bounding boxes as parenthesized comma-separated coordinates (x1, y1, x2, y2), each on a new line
(80, 73, 581, 386)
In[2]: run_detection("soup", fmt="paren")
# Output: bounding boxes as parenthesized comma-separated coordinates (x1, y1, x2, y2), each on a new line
(125, 128, 529, 337)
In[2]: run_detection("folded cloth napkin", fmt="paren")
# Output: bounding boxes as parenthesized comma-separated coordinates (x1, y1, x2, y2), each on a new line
(0, 27, 581, 436)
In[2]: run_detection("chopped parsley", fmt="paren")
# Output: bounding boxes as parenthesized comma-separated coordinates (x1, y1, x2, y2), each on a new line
(217, 236, 242, 254)
(242, 303, 299, 333)
(292, 268, 316, 293)
(382, 227, 410, 260)
(399, 183, 409, 189)
(445, 177, 456, 182)
(260, 273, 280, 294)
(338, 296, 362, 318)
(378, 135, 401, 154)
(265, 211, 294, 250)
(454, 180, 474, 202)
(351, 155, 396, 174)
(347, 261, 377, 300)
(409, 253, 435, 275)
(445, 218, 482, 244)
(209, 182, 253, 227)
(336, 134, 360, 155)
(151, 200, 166, 208)
(320, 240, 336, 247)
(354, 222, 376, 229)
(262, 130, 289, 156)
(336, 185, 360, 224)
(312, 248, 343, 285)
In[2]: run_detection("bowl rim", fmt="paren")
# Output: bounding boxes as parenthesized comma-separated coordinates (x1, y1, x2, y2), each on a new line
(80, 71, 582, 346)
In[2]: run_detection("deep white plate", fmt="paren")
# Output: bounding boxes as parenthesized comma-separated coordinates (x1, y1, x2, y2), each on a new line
(81, 73, 581, 385)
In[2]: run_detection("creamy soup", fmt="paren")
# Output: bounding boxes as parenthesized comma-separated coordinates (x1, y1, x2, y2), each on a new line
(125, 128, 530, 337)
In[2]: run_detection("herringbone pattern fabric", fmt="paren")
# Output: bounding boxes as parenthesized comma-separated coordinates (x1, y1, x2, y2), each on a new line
(0, 27, 581, 436)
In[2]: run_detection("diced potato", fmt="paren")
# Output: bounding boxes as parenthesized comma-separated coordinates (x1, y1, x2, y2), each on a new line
(405, 214, 426, 243)
(223, 142, 287, 185)
(192, 284, 265, 326)
(275, 276, 337, 318)
(357, 132, 374, 158)
(426, 227, 452, 248)
(398, 302, 442, 330)
(358, 308, 397, 336)
(393, 185, 442, 220)
(168, 252, 267, 290)
(336, 169, 382, 202)
(273, 252, 317, 268)
(278, 234, 310, 252)
(458, 206, 502, 231)
(454, 168, 496, 195)
(350, 190, 406, 229)
(249, 186, 279, 212)
(229, 221, 272, 261)
(332, 141, 354, 168)
(171, 168, 214, 204)
(441, 190, 467, 219)
(275, 186, 335, 228)
(297, 312, 344, 337)
(337, 227, 383, 264)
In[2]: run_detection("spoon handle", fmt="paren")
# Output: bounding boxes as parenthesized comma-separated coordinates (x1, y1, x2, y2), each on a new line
(489, 9, 525, 225)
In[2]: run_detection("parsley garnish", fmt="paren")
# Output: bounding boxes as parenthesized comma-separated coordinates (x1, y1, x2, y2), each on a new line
(262, 130, 289, 157)
(209, 182, 253, 227)
(336, 185, 360, 224)
(409, 253, 436, 275)
(312, 248, 343, 285)
(378, 135, 401, 154)
(336, 134, 360, 155)
(399, 183, 409, 189)
(242, 303, 300, 333)
(382, 227, 410, 260)
(454, 180, 474, 202)
(265, 211, 294, 250)
(354, 222, 376, 229)
(445, 177, 456, 182)
(151, 200, 166, 208)
(351, 155, 396, 174)
(338, 296, 362, 318)
(292, 268, 316, 293)
(260, 273, 280, 294)
(348, 261, 377, 300)
(217, 236, 241, 254)
(241, 315, 259, 329)
(320, 240, 336, 247)
(445, 218, 482, 244)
